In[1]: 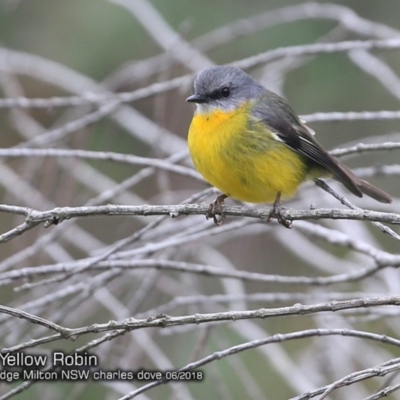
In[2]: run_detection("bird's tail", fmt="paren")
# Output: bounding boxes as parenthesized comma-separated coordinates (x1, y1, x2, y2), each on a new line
(357, 179, 392, 204)
(332, 160, 392, 204)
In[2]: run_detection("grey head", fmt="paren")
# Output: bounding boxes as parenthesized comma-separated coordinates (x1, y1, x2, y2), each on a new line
(186, 66, 265, 113)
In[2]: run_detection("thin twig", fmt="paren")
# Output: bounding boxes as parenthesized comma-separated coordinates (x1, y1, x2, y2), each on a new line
(116, 330, 400, 399)
(0, 305, 71, 336)
(0, 204, 399, 243)
(315, 179, 400, 240)
(0, 257, 397, 288)
(2, 39, 400, 110)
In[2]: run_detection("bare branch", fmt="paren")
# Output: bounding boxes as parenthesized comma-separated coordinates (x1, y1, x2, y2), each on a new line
(0, 148, 198, 179)
(0, 305, 71, 336)
(293, 359, 400, 400)
(118, 329, 400, 399)
(194, 3, 400, 51)
(363, 383, 400, 400)
(2, 38, 400, 111)
(0, 256, 398, 289)
(2, 296, 400, 352)
(330, 141, 400, 157)
(110, 0, 212, 70)
(303, 110, 400, 122)
(0, 203, 399, 243)
(314, 179, 400, 240)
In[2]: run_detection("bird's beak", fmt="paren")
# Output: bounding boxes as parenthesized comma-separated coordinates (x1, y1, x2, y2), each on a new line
(186, 93, 207, 103)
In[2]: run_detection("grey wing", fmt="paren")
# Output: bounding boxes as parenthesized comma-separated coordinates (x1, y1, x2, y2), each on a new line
(253, 91, 363, 197)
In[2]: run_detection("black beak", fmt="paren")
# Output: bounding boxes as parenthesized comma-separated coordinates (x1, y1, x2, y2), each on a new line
(186, 93, 207, 103)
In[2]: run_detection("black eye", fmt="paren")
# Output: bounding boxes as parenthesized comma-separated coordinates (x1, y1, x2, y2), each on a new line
(220, 87, 230, 98)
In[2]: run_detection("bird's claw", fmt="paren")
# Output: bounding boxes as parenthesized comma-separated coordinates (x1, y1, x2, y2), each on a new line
(267, 193, 292, 229)
(206, 194, 227, 225)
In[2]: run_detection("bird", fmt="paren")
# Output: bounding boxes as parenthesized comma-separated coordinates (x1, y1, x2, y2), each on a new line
(186, 65, 392, 228)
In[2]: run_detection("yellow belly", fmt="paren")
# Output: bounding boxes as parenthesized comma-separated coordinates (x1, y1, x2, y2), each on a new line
(188, 105, 307, 203)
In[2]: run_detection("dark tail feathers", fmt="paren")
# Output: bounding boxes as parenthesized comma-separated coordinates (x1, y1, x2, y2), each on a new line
(358, 179, 392, 204)
(332, 161, 392, 204)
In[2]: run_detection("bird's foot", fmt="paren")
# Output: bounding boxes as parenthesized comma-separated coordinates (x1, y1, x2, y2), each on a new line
(206, 194, 228, 226)
(267, 193, 292, 229)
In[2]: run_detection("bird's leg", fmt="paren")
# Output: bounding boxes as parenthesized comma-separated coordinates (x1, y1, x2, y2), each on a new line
(267, 192, 292, 229)
(206, 194, 228, 226)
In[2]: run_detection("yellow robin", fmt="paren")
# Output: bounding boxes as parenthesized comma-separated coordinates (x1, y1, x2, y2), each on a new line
(187, 65, 392, 227)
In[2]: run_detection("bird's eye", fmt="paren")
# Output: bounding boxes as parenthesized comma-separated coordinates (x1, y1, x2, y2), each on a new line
(220, 87, 230, 98)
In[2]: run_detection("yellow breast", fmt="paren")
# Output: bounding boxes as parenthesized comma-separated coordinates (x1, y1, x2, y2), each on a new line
(188, 104, 307, 203)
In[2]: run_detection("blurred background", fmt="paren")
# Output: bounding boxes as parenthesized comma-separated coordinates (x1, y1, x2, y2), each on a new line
(0, 1, 400, 399)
